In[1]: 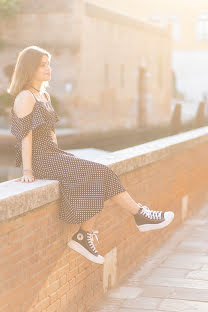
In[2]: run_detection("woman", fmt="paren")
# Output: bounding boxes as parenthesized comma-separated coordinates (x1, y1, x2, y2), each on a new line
(8, 46, 174, 265)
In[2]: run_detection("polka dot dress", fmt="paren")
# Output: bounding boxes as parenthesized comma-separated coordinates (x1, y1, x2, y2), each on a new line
(10, 90, 126, 224)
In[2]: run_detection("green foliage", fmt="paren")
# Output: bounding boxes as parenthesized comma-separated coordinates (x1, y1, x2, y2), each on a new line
(0, 0, 20, 17)
(0, 92, 13, 115)
(3, 64, 14, 80)
(0, 38, 6, 51)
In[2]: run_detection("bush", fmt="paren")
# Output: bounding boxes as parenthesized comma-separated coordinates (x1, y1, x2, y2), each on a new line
(0, 0, 20, 17)
(3, 64, 15, 80)
(0, 92, 13, 116)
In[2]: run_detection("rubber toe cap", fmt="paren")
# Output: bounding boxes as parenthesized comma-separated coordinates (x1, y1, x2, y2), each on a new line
(164, 211, 175, 221)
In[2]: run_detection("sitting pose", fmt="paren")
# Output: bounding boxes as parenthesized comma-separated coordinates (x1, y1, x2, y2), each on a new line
(9, 46, 175, 265)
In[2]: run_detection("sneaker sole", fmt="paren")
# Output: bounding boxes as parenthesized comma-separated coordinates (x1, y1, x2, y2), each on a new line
(67, 240, 104, 264)
(136, 211, 175, 232)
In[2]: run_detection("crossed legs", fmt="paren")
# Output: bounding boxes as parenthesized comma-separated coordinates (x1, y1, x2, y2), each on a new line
(70, 190, 174, 264)
(80, 191, 139, 232)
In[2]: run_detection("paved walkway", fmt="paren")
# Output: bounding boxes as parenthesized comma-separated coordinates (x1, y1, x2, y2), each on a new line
(91, 203, 208, 312)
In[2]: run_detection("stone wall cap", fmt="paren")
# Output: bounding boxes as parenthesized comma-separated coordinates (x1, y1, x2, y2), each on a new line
(1, 126, 208, 223)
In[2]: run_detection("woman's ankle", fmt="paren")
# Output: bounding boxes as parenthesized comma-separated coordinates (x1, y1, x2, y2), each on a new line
(80, 225, 92, 233)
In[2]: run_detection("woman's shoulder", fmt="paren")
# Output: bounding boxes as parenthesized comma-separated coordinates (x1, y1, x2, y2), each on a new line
(13, 90, 36, 118)
(15, 89, 36, 101)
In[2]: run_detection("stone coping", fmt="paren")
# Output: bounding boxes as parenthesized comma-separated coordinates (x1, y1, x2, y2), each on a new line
(100, 126, 208, 175)
(1, 126, 208, 223)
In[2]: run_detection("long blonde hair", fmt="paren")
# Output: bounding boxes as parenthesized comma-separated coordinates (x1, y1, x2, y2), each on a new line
(7, 45, 51, 97)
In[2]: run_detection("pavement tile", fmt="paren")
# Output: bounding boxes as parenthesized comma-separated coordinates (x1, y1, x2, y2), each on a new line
(147, 267, 189, 279)
(187, 235, 208, 242)
(92, 204, 208, 312)
(118, 308, 167, 312)
(186, 270, 208, 281)
(143, 276, 208, 289)
(159, 298, 208, 312)
(107, 286, 143, 299)
(121, 297, 162, 309)
(91, 307, 120, 312)
(160, 253, 208, 269)
(140, 285, 175, 298)
(90, 298, 124, 312)
(176, 241, 208, 253)
(169, 287, 208, 302)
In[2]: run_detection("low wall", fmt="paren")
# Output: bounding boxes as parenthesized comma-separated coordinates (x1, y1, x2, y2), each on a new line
(1, 127, 208, 312)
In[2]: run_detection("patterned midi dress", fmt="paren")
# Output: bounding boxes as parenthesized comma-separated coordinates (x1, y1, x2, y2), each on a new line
(10, 90, 126, 224)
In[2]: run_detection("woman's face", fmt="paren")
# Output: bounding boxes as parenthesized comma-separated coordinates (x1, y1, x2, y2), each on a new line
(34, 54, 51, 82)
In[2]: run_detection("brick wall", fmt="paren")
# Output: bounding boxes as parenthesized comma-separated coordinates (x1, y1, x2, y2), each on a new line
(1, 127, 208, 311)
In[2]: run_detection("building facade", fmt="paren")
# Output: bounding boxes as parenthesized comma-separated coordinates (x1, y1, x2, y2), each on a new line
(0, 0, 172, 132)
(99, 0, 208, 103)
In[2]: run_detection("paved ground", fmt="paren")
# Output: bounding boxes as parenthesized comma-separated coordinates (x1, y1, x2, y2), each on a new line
(91, 203, 208, 312)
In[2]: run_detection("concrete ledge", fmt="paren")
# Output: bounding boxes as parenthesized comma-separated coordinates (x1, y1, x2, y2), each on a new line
(1, 126, 208, 223)
(100, 126, 208, 175)
(0, 180, 59, 222)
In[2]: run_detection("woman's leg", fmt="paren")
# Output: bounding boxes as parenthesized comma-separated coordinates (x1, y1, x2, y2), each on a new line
(109, 190, 139, 215)
(80, 213, 98, 232)
(110, 190, 174, 232)
(70, 190, 174, 264)
(80, 191, 138, 232)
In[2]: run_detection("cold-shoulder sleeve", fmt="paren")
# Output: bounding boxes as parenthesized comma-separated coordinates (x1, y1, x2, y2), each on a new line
(10, 103, 46, 140)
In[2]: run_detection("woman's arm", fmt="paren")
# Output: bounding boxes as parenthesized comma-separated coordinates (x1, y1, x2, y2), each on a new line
(22, 131, 33, 173)
(14, 91, 35, 177)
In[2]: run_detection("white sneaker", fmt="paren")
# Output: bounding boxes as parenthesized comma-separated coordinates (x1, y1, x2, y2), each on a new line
(68, 227, 104, 264)
(134, 203, 175, 232)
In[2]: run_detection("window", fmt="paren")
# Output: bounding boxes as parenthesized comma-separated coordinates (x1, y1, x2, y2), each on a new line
(167, 15, 180, 41)
(104, 63, 109, 87)
(120, 64, 125, 88)
(196, 15, 208, 40)
(149, 15, 161, 25)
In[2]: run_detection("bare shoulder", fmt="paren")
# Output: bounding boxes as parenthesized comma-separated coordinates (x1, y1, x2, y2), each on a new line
(13, 90, 36, 118)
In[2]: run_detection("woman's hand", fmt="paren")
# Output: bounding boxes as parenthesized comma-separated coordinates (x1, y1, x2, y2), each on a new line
(15, 174, 35, 183)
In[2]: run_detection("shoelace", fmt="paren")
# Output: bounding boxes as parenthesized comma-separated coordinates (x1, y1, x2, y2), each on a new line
(138, 203, 162, 220)
(86, 230, 99, 253)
